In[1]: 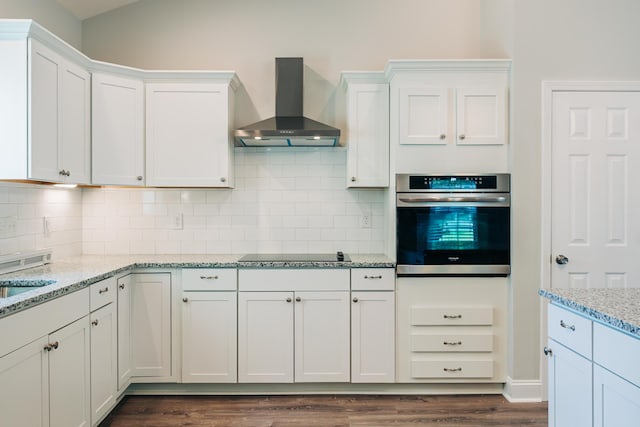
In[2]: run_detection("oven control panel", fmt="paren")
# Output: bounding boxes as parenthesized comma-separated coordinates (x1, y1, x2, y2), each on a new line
(397, 174, 510, 192)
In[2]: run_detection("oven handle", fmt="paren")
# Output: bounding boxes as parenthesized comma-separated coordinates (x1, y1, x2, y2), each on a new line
(398, 195, 508, 203)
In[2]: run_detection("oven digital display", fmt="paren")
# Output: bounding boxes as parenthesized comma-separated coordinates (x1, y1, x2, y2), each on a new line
(409, 175, 497, 190)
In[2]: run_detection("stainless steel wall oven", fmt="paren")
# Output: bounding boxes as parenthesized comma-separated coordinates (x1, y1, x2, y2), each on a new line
(396, 173, 510, 276)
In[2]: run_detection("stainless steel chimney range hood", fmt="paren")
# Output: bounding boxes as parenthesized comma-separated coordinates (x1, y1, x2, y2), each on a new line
(234, 58, 340, 147)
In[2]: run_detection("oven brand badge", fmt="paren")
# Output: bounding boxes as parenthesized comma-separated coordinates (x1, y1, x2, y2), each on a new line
(448, 256, 460, 262)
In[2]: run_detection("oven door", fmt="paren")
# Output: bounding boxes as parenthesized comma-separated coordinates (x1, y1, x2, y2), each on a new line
(396, 193, 510, 276)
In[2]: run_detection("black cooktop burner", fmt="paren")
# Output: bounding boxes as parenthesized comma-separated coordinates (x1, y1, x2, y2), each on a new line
(238, 252, 350, 263)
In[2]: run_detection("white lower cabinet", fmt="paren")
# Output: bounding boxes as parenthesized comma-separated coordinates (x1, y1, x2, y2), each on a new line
(116, 274, 132, 391)
(130, 273, 172, 379)
(593, 365, 640, 427)
(90, 300, 117, 425)
(351, 268, 395, 383)
(237, 269, 351, 383)
(181, 268, 238, 383)
(0, 289, 90, 427)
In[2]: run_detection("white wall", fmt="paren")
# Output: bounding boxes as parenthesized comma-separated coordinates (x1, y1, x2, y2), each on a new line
(0, 0, 81, 48)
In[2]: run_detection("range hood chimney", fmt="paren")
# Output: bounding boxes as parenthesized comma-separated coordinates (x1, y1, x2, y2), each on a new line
(234, 58, 341, 147)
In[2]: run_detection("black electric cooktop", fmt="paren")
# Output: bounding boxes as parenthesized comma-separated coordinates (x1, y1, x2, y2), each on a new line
(238, 252, 350, 263)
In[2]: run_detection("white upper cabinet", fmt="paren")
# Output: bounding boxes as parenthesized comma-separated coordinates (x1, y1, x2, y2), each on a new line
(145, 77, 238, 187)
(341, 72, 389, 187)
(0, 31, 90, 183)
(91, 71, 145, 186)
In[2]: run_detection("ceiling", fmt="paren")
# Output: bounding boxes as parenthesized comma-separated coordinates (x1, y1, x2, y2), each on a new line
(56, 0, 140, 20)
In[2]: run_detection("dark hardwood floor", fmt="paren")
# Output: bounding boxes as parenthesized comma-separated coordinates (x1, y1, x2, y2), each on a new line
(99, 394, 548, 427)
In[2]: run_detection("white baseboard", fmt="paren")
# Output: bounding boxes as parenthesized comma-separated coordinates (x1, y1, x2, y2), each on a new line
(503, 377, 544, 402)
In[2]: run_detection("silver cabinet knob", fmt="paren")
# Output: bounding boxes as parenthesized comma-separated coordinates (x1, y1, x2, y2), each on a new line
(119, 283, 125, 290)
(555, 254, 569, 265)
(295, 296, 302, 302)
(351, 177, 356, 182)
(286, 297, 292, 303)
(440, 134, 446, 140)
(92, 319, 99, 326)
(220, 177, 226, 183)
(352, 297, 359, 303)
(459, 134, 466, 140)
(543, 346, 553, 356)
(182, 297, 188, 303)
(137, 176, 143, 181)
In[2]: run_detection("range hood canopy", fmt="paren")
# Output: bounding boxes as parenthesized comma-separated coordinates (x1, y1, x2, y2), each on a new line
(234, 57, 340, 147)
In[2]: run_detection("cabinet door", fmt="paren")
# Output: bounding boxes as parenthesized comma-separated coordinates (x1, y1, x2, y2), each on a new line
(130, 273, 172, 378)
(92, 72, 144, 186)
(49, 316, 91, 427)
(594, 365, 640, 427)
(351, 291, 395, 383)
(182, 291, 237, 383)
(146, 83, 233, 187)
(455, 87, 506, 145)
(60, 59, 91, 184)
(29, 38, 61, 181)
(399, 87, 450, 145)
(90, 303, 117, 425)
(294, 291, 350, 382)
(547, 339, 593, 427)
(0, 336, 49, 427)
(116, 275, 132, 390)
(346, 83, 389, 187)
(238, 292, 294, 383)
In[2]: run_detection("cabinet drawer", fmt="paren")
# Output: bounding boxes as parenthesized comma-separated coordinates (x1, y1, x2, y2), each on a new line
(594, 322, 640, 387)
(90, 277, 116, 311)
(411, 333, 493, 352)
(411, 306, 493, 326)
(548, 304, 592, 358)
(351, 268, 394, 291)
(182, 268, 237, 291)
(239, 269, 349, 291)
(411, 359, 493, 379)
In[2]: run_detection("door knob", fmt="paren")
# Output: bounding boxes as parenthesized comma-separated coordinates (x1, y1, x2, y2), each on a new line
(555, 254, 569, 265)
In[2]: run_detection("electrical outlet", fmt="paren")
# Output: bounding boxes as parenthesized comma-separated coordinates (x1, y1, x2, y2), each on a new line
(360, 213, 371, 228)
(174, 214, 184, 230)
(43, 217, 51, 236)
(0, 216, 17, 238)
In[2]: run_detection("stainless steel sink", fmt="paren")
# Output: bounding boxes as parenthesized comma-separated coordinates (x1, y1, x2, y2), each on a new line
(0, 280, 56, 298)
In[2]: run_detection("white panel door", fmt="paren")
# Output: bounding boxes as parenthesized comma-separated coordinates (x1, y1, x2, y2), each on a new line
(181, 291, 237, 383)
(547, 339, 593, 427)
(90, 303, 117, 425)
(399, 87, 450, 145)
(456, 87, 506, 145)
(49, 316, 91, 427)
(92, 72, 144, 186)
(238, 292, 294, 383)
(552, 91, 640, 288)
(29, 38, 60, 181)
(146, 83, 232, 187)
(0, 336, 49, 427)
(294, 291, 350, 382)
(116, 274, 132, 390)
(351, 291, 395, 383)
(130, 273, 172, 378)
(594, 365, 640, 427)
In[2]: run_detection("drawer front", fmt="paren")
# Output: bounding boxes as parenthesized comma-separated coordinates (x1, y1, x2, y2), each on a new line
(239, 269, 350, 291)
(411, 306, 493, 326)
(410, 333, 493, 352)
(351, 268, 395, 291)
(548, 303, 592, 358)
(90, 276, 116, 311)
(411, 359, 494, 379)
(182, 268, 237, 291)
(593, 322, 640, 387)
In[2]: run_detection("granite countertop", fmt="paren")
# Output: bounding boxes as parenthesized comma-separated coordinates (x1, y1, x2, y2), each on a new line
(540, 288, 640, 338)
(0, 253, 395, 318)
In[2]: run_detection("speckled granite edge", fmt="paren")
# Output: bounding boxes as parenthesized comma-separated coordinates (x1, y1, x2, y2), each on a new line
(539, 289, 640, 338)
(0, 254, 395, 318)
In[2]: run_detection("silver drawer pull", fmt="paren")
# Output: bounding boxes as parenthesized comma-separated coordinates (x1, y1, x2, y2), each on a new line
(98, 287, 109, 294)
(200, 275, 219, 280)
(443, 367, 462, 372)
(364, 275, 383, 279)
(560, 320, 576, 331)
(443, 341, 462, 346)
(443, 314, 462, 319)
